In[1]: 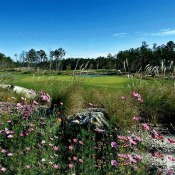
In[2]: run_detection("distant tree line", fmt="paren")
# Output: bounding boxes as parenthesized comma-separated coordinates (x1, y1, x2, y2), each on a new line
(0, 53, 14, 69)
(1, 41, 175, 73)
(116, 41, 175, 73)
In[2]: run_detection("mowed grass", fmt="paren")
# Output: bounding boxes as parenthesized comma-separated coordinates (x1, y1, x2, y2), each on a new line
(1, 72, 173, 93)
(7, 73, 130, 91)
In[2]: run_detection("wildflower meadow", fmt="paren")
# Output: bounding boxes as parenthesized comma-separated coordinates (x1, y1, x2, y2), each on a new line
(0, 80, 175, 175)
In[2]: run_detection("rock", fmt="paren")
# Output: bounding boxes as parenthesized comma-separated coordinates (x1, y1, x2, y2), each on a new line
(66, 108, 109, 128)
(0, 84, 36, 98)
(140, 125, 175, 175)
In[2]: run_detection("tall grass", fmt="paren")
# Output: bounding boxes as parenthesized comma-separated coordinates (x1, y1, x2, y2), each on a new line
(1, 71, 175, 174)
(0, 93, 151, 175)
(127, 74, 175, 126)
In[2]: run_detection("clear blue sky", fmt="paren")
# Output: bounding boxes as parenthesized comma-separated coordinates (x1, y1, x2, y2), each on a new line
(0, 0, 175, 60)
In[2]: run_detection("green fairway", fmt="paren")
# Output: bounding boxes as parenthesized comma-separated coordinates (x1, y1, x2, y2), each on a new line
(2, 72, 129, 91)
(1, 72, 173, 93)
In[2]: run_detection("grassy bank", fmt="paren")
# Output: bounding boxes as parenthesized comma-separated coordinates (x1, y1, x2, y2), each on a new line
(0, 72, 175, 174)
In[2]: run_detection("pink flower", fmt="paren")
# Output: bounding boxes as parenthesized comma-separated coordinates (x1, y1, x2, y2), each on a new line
(157, 169, 162, 175)
(7, 153, 13, 156)
(153, 129, 159, 136)
(26, 147, 31, 151)
(168, 138, 175, 143)
(69, 145, 73, 151)
(79, 159, 83, 163)
(134, 147, 138, 151)
(40, 121, 46, 125)
(6, 120, 11, 123)
(9, 130, 15, 134)
(53, 164, 59, 169)
(167, 169, 173, 175)
(28, 128, 34, 132)
(128, 137, 137, 145)
(25, 131, 30, 136)
(133, 165, 138, 170)
(151, 152, 163, 158)
(16, 103, 23, 110)
(1, 167, 7, 172)
(132, 91, 141, 98)
(158, 135, 164, 140)
(136, 136, 142, 142)
(118, 154, 128, 158)
(7, 134, 13, 138)
(73, 156, 77, 161)
(121, 96, 127, 100)
(33, 100, 39, 105)
(26, 165, 30, 169)
(168, 156, 175, 161)
(94, 128, 106, 133)
(117, 135, 128, 140)
(142, 123, 150, 130)
(127, 130, 131, 134)
(111, 160, 117, 166)
(1, 149, 7, 153)
(68, 164, 73, 169)
(79, 141, 83, 145)
(128, 155, 137, 163)
(133, 116, 140, 121)
(137, 97, 143, 103)
(20, 133, 24, 137)
(111, 142, 118, 148)
(73, 138, 77, 143)
(135, 154, 142, 160)
(40, 92, 51, 102)
(53, 146, 59, 151)
(132, 91, 143, 102)
(151, 129, 164, 140)
(5, 128, 10, 134)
